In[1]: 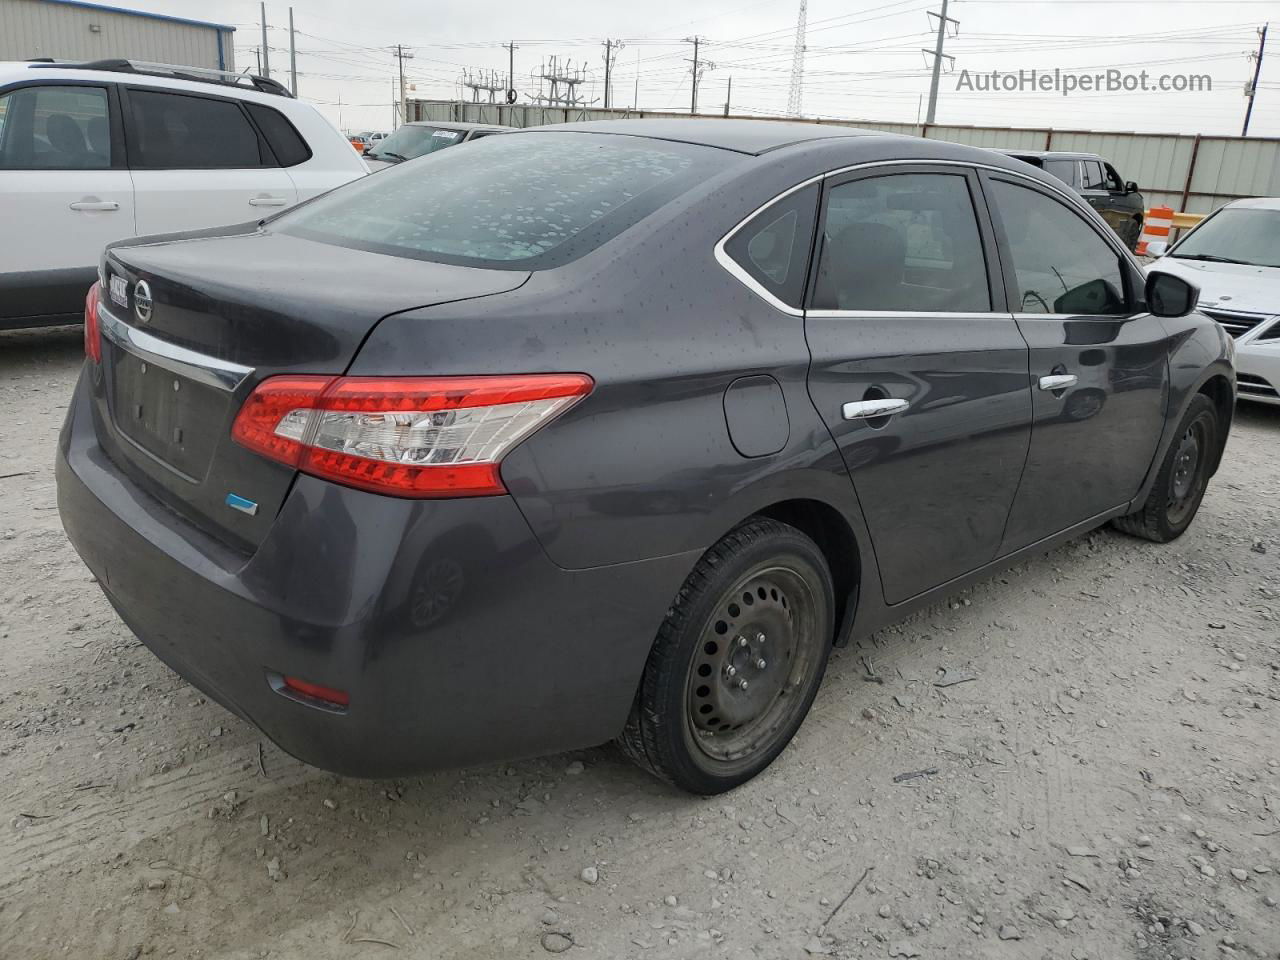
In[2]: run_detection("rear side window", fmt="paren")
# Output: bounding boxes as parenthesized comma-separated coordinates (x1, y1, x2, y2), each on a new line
(279, 132, 729, 269)
(813, 173, 991, 313)
(246, 103, 310, 166)
(987, 179, 1126, 315)
(1042, 159, 1076, 186)
(128, 90, 262, 169)
(723, 183, 819, 309)
(0, 85, 110, 170)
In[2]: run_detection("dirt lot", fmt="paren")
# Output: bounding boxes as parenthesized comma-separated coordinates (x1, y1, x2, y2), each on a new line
(1, 325, 1277, 960)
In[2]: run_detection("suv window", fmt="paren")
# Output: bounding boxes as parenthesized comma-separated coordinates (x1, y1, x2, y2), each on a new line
(128, 90, 263, 169)
(988, 179, 1127, 315)
(1080, 160, 1106, 191)
(245, 103, 309, 167)
(812, 172, 991, 312)
(279, 131, 729, 269)
(724, 183, 819, 309)
(1042, 159, 1076, 186)
(0, 85, 110, 170)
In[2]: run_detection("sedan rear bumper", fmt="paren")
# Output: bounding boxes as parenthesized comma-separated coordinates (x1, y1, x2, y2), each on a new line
(56, 372, 696, 777)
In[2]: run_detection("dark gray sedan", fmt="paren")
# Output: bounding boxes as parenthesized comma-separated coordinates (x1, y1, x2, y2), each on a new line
(57, 120, 1233, 794)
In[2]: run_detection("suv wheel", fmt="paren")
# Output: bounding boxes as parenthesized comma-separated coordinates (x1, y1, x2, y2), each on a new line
(1112, 394, 1218, 542)
(618, 517, 834, 794)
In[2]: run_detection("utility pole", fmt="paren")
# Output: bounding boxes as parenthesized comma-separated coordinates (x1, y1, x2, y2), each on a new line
(1243, 22, 1269, 136)
(633, 49, 639, 110)
(922, 0, 958, 124)
(259, 2, 270, 78)
(288, 7, 297, 96)
(392, 44, 414, 128)
(602, 40, 622, 109)
(724, 76, 732, 117)
(684, 36, 713, 115)
(507, 41, 517, 102)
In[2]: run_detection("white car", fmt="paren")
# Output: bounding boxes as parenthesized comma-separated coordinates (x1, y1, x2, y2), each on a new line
(363, 121, 508, 171)
(0, 59, 367, 330)
(1146, 197, 1280, 406)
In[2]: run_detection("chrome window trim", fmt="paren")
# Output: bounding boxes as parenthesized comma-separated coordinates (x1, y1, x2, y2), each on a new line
(715, 157, 1142, 318)
(1011, 312, 1130, 322)
(98, 305, 254, 392)
(808, 310, 1005, 321)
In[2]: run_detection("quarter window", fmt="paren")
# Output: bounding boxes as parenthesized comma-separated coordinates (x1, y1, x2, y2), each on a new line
(988, 179, 1127, 315)
(0, 85, 110, 170)
(812, 173, 991, 312)
(128, 90, 263, 169)
(245, 103, 309, 167)
(723, 183, 819, 309)
(1042, 159, 1076, 186)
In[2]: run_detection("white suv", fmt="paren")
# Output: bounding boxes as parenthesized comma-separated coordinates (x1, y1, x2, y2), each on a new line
(0, 59, 368, 330)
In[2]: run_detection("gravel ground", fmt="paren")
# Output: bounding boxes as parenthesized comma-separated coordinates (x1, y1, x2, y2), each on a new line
(1, 325, 1278, 960)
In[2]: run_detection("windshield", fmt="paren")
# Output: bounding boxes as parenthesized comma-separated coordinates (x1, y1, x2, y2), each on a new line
(278, 131, 728, 269)
(1172, 208, 1280, 268)
(366, 125, 467, 162)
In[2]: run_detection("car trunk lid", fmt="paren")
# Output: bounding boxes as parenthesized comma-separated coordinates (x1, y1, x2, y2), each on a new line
(94, 229, 528, 553)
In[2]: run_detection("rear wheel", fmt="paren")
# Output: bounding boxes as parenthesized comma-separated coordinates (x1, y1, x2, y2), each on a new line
(1112, 393, 1218, 542)
(618, 517, 834, 794)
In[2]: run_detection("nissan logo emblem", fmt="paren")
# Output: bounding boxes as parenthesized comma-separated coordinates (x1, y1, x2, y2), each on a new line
(134, 280, 153, 323)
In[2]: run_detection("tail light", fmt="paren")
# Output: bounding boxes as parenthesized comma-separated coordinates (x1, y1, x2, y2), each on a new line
(84, 282, 102, 364)
(231, 373, 593, 498)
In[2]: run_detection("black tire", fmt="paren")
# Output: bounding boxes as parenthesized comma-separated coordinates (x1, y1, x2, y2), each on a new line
(1112, 393, 1218, 542)
(618, 517, 835, 795)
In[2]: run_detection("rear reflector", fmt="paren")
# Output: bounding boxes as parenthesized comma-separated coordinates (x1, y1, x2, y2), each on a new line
(231, 374, 593, 498)
(282, 675, 350, 707)
(84, 282, 102, 364)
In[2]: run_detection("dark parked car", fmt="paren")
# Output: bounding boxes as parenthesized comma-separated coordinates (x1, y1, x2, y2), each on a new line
(1001, 150, 1146, 251)
(58, 120, 1233, 795)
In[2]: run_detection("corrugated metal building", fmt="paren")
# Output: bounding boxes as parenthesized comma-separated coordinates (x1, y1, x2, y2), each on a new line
(0, 0, 234, 71)
(411, 99, 1280, 216)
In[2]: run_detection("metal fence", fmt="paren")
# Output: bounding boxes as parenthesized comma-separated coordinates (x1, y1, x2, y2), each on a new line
(408, 98, 1280, 215)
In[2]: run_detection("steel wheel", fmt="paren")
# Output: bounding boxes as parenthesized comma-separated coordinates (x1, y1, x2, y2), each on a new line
(684, 566, 821, 764)
(1166, 415, 1210, 528)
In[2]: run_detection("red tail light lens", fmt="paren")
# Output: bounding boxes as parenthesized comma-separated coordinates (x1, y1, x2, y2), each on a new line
(231, 373, 593, 498)
(282, 675, 350, 707)
(84, 282, 102, 364)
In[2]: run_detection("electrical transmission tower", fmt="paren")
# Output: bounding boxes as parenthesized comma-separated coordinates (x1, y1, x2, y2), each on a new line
(461, 67, 506, 103)
(529, 56, 592, 107)
(787, 0, 807, 117)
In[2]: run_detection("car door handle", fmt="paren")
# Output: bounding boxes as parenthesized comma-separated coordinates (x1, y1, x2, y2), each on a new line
(842, 398, 909, 420)
(248, 196, 288, 207)
(1038, 374, 1078, 391)
(69, 199, 119, 211)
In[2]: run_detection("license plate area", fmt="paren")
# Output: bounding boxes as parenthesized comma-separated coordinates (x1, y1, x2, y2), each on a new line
(109, 345, 228, 482)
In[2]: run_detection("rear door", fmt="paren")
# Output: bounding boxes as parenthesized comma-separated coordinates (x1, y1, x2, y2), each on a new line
(981, 171, 1168, 553)
(804, 165, 1032, 604)
(123, 87, 297, 235)
(0, 81, 134, 323)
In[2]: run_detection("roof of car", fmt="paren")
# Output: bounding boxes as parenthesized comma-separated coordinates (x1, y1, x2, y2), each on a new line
(1223, 196, 1280, 210)
(996, 149, 1101, 160)
(544, 118, 884, 155)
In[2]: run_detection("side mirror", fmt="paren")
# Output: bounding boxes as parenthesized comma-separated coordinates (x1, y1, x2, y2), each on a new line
(1125, 181, 1139, 194)
(1144, 239, 1169, 257)
(1146, 271, 1198, 318)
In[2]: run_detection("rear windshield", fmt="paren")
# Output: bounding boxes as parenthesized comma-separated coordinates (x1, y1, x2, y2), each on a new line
(277, 132, 727, 269)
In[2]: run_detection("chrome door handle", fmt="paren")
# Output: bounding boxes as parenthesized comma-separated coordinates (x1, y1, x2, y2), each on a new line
(1038, 374, 1078, 391)
(248, 196, 288, 207)
(842, 398, 909, 421)
(69, 199, 119, 211)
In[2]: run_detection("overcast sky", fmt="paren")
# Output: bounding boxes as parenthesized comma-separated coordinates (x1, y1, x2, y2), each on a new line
(120, 0, 1280, 137)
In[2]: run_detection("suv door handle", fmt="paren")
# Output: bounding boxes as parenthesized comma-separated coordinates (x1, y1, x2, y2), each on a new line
(248, 196, 288, 207)
(1038, 374, 1078, 391)
(69, 199, 119, 211)
(843, 398, 909, 420)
